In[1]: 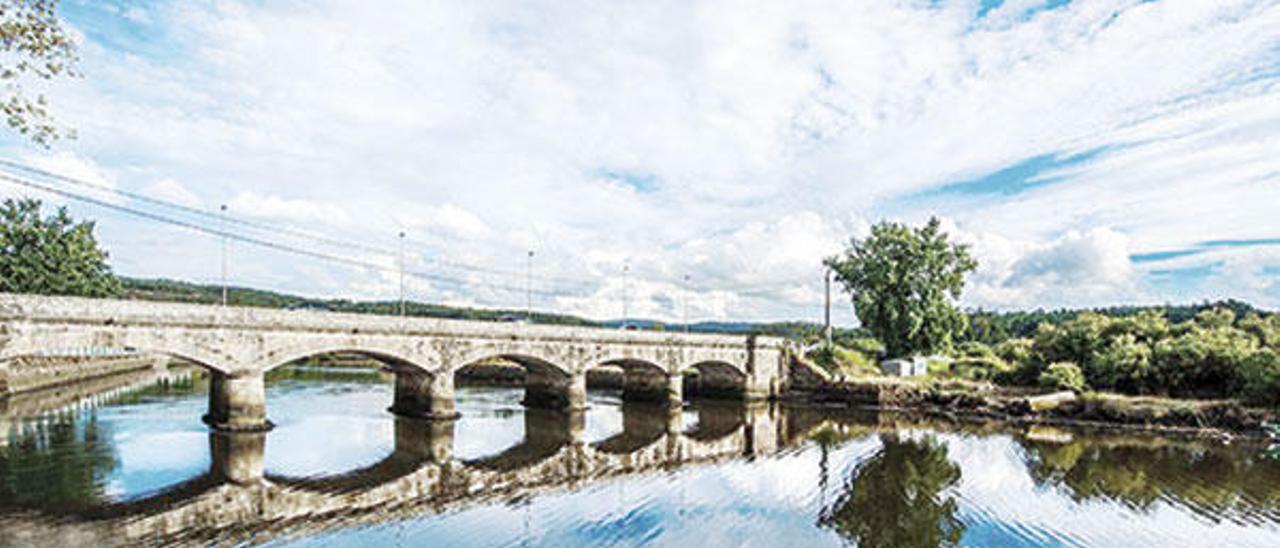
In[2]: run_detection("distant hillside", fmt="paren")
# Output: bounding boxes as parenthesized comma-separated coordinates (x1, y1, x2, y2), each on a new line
(119, 277, 821, 335)
(118, 277, 1267, 345)
(119, 277, 599, 327)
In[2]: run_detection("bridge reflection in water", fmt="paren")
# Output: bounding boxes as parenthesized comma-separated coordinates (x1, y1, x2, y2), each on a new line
(0, 394, 828, 547)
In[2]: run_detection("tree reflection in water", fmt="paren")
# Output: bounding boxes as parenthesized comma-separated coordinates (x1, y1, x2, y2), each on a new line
(0, 417, 119, 512)
(819, 433, 965, 547)
(1020, 432, 1280, 523)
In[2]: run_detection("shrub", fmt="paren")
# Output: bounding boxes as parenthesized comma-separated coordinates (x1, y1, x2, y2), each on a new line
(807, 344, 877, 377)
(1039, 362, 1086, 392)
(1101, 310, 1171, 344)
(993, 338, 1037, 385)
(952, 355, 1012, 382)
(1152, 327, 1256, 398)
(1090, 334, 1155, 393)
(1033, 313, 1111, 374)
(1240, 349, 1280, 406)
(955, 341, 995, 359)
(848, 337, 887, 359)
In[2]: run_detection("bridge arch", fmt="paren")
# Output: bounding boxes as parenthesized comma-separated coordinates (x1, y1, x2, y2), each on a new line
(681, 360, 748, 399)
(0, 336, 232, 375)
(256, 345, 439, 375)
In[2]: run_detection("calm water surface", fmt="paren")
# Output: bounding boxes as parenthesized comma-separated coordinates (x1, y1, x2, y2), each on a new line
(2, 367, 1280, 547)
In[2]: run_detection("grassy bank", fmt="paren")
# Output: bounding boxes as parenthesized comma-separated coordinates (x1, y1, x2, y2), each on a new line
(804, 376, 1278, 437)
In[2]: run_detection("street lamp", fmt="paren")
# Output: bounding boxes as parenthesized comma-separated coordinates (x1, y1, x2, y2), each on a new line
(526, 250, 534, 323)
(220, 204, 228, 307)
(683, 274, 690, 334)
(824, 267, 833, 348)
(622, 263, 630, 329)
(398, 231, 406, 317)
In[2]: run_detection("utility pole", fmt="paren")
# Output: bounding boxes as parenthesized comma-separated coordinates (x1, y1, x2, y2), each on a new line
(622, 263, 630, 329)
(398, 231, 406, 317)
(824, 267, 833, 348)
(220, 204, 228, 307)
(683, 274, 690, 334)
(526, 250, 534, 322)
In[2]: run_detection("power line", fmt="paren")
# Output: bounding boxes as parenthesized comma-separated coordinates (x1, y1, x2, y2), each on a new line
(0, 157, 814, 297)
(0, 162, 818, 314)
(0, 173, 584, 299)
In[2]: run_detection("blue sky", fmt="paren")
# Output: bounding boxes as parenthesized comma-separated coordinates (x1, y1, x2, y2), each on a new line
(1, 0, 1278, 322)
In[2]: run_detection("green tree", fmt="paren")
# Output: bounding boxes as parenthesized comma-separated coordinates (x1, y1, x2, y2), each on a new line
(825, 217, 977, 358)
(0, 197, 120, 296)
(0, 0, 78, 145)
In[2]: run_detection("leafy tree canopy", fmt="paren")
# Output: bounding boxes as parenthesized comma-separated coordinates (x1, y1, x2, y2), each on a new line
(0, 0, 78, 145)
(825, 217, 977, 358)
(0, 197, 120, 297)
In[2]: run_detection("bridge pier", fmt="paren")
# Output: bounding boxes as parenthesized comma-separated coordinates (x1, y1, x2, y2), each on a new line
(210, 431, 266, 484)
(744, 404, 779, 456)
(525, 407, 586, 447)
(388, 366, 460, 420)
(203, 371, 273, 432)
(621, 370, 684, 408)
(393, 416, 455, 463)
(523, 369, 586, 411)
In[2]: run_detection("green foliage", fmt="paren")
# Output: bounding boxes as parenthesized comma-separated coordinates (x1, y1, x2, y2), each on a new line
(946, 341, 1010, 381)
(1033, 312, 1111, 373)
(1091, 334, 1156, 393)
(847, 336, 886, 358)
(807, 344, 877, 377)
(952, 355, 1011, 382)
(1238, 313, 1280, 348)
(994, 338, 1035, 365)
(1240, 349, 1280, 406)
(1153, 325, 1257, 398)
(0, 198, 120, 297)
(0, 0, 78, 145)
(826, 217, 977, 358)
(1039, 362, 1086, 392)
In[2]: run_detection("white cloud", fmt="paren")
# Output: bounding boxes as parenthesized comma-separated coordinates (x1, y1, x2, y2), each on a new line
(144, 178, 201, 208)
(6, 0, 1275, 320)
(404, 203, 492, 240)
(229, 191, 350, 225)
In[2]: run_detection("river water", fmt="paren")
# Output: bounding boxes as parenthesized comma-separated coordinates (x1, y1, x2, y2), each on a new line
(2, 366, 1279, 547)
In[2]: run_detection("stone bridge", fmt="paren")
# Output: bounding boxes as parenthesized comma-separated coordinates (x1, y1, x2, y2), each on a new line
(0, 402, 832, 547)
(0, 293, 789, 430)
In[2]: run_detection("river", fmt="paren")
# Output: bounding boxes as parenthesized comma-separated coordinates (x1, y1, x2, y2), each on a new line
(1, 366, 1279, 547)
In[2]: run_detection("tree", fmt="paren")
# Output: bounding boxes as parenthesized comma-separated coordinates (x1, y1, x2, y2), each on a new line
(0, 0, 78, 146)
(825, 217, 977, 358)
(0, 197, 120, 296)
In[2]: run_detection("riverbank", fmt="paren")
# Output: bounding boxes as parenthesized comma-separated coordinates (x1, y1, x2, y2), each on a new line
(789, 375, 1280, 439)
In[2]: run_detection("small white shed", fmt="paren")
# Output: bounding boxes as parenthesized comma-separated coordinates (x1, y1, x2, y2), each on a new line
(880, 356, 929, 377)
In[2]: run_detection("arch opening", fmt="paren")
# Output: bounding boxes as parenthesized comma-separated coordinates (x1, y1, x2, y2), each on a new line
(682, 361, 748, 400)
(454, 353, 581, 412)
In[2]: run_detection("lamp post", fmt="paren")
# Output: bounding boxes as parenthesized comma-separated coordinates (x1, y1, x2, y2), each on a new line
(683, 274, 690, 334)
(622, 263, 630, 329)
(526, 250, 534, 322)
(824, 267, 833, 348)
(220, 204, 228, 307)
(398, 231, 406, 317)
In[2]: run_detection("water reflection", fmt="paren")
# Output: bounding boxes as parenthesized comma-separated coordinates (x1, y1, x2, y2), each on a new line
(1, 367, 1279, 546)
(819, 433, 965, 547)
(1020, 429, 1280, 525)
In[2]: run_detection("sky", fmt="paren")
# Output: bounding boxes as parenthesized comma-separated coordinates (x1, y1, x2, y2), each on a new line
(0, 0, 1277, 324)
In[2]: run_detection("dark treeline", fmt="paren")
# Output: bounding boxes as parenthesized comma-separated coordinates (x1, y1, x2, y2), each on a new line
(962, 299, 1266, 345)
